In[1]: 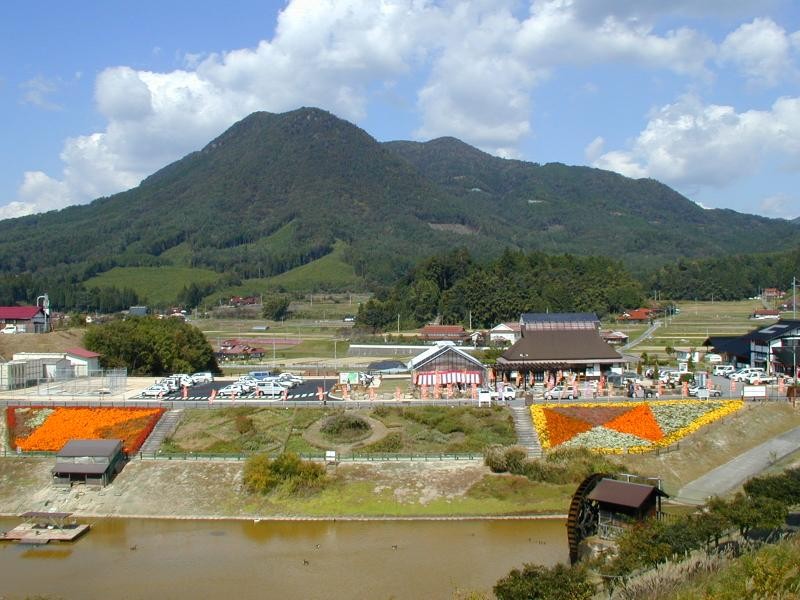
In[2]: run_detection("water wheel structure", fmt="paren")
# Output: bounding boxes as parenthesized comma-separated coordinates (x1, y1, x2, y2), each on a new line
(566, 472, 608, 564)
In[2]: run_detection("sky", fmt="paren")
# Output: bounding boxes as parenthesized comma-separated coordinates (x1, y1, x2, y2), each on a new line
(1, 0, 799, 221)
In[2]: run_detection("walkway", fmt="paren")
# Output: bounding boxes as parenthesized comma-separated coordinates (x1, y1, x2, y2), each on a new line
(621, 319, 661, 352)
(139, 409, 183, 455)
(675, 425, 800, 505)
(509, 400, 542, 458)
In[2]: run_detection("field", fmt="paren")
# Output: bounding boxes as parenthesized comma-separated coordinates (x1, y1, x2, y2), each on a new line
(633, 299, 772, 363)
(85, 266, 222, 306)
(160, 405, 516, 456)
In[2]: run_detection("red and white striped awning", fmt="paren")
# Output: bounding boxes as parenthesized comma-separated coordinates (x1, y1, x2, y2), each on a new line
(414, 370, 482, 385)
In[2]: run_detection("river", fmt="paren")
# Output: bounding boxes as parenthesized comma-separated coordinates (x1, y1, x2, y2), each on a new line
(0, 517, 567, 599)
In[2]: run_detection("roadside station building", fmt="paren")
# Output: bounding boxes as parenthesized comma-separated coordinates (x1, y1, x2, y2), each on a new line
(409, 342, 486, 387)
(52, 439, 126, 487)
(494, 313, 625, 385)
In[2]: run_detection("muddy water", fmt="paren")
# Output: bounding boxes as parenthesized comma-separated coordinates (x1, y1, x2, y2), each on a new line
(0, 517, 567, 599)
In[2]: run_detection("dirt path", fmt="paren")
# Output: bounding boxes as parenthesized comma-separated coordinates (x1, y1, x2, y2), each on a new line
(302, 414, 391, 453)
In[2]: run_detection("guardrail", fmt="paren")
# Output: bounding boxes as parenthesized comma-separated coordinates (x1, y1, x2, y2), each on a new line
(132, 451, 483, 462)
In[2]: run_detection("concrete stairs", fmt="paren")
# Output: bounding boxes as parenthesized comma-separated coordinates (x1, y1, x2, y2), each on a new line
(139, 409, 183, 455)
(510, 404, 542, 458)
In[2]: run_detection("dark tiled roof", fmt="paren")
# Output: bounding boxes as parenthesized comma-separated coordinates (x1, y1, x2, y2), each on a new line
(57, 439, 122, 458)
(587, 478, 667, 508)
(520, 312, 598, 324)
(501, 329, 622, 362)
(747, 320, 800, 342)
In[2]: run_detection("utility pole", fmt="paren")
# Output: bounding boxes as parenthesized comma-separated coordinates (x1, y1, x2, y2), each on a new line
(397, 314, 400, 334)
(794, 277, 797, 320)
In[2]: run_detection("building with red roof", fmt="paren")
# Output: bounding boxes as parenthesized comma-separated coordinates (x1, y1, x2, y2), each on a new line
(0, 306, 49, 333)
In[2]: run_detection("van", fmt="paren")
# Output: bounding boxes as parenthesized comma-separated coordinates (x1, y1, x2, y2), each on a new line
(713, 365, 735, 376)
(255, 381, 285, 398)
(248, 371, 274, 381)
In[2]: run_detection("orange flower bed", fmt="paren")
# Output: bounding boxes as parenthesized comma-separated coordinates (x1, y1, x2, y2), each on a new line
(603, 404, 664, 442)
(14, 407, 164, 454)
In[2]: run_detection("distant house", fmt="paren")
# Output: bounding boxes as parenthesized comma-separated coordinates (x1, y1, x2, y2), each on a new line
(128, 306, 148, 317)
(601, 330, 629, 346)
(215, 339, 265, 361)
(488, 322, 522, 344)
(617, 308, 653, 323)
(0, 305, 49, 333)
(229, 295, 259, 307)
(763, 288, 785, 300)
(11, 347, 101, 378)
(418, 324, 468, 343)
(520, 312, 600, 331)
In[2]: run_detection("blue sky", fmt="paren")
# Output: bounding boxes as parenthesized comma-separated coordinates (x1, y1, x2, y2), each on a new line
(1, 0, 799, 220)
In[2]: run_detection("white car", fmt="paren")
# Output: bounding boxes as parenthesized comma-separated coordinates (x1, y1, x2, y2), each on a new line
(237, 376, 259, 392)
(158, 377, 179, 392)
(255, 381, 286, 398)
(219, 383, 249, 396)
(141, 384, 170, 397)
(688, 386, 722, 397)
(543, 385, 581, 400)
(1, 324, 18, 334)
(730, 368, 765, 382)
(191, 372, 214, 384)
(713, 365, 736, 376)
(171, 374, 194, 387)
(745, 373, 777, 385)
(276, 373, 303, 388)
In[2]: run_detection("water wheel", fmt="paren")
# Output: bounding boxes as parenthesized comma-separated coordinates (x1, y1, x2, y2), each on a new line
(566, 472, 607, 564)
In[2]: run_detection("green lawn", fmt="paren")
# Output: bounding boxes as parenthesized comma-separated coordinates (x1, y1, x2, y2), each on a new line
(162, 405, 517, 456)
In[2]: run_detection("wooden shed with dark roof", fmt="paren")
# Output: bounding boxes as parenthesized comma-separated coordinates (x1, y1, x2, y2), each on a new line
(52, 439, 126, 487)
(588, 478, 668, 539)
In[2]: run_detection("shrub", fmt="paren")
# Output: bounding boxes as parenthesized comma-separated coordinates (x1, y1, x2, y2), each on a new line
(320, 413, 372, 443)
(235, 415, 254, 435)
(243, 452, 327, 495)
(484, 445, 508, 473)
(504, 447, 529, 475)
(494, 563, 594, 600)
(359, 431, 403, 453)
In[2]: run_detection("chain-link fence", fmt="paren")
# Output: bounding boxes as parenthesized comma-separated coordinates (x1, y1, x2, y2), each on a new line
(2, 368, 128, 397)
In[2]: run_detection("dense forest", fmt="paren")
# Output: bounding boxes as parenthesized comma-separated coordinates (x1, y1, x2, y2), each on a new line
(649, 246, 800, 301)
(357, 248, 644, 330)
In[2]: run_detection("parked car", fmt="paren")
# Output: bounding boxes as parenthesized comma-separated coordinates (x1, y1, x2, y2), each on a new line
(191, 372, 214, 384)
(1, 324, 18, 334)
(275, 373, 300, 388)
(236, 376, 259, 392)
(705, 353, 723, 363)
(141, 384, 169, 397)
(278, 372, 305, 385)
(688, 386, 723, 397)
(543, 386, 581, 400)
(730, 368, 765, 382)
(248, 371, 274, 381)
(255, 381, 286, 398)
(713, 364, 736, 376)
(745, 373, 777, 385)
(158, 377, 179, 392)
(170, 374, 194, 387)
(218, 383, 248, 396)
(490, 385, 517, 403)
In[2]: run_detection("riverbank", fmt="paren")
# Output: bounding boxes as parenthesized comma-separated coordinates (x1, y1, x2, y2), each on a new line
(0, 457, 573, 520)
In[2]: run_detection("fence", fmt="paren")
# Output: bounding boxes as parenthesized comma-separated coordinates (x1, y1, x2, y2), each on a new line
(132, 451, 483, 462)
(1, 368, 128, 398)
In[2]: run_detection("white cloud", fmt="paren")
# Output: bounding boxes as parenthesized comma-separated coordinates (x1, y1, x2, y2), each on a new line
(4, 0, 785, 218)
(584, 136, 605, 162)
(759, 192, 799, 219)
(718, 18, 799, 86)
(19, 76, 62, 111)
(592, 94, 800, 187)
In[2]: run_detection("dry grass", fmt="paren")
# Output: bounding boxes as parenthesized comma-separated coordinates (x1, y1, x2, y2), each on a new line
(0, 328, 85, 361)
(614, 402, 800, 494)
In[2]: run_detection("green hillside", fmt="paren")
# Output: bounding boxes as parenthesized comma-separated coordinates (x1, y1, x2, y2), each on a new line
(85, 266, 222, 306)
(0, 106, 798, 311)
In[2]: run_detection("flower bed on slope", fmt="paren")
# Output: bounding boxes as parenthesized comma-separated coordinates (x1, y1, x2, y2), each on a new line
(8, 407, 164, 454)
(531, 399, 744, 454)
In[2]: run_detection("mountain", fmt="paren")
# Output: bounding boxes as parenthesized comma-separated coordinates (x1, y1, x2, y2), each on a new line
(0, 107, 797, 305)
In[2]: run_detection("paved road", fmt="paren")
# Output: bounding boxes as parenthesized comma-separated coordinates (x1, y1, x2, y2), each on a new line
(675, 425, 800, 505)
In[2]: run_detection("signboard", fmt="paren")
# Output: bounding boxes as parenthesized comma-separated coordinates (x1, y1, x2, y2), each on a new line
(339, 372, 360, 385)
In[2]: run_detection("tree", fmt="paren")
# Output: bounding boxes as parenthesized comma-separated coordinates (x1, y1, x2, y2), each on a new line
(261, 295, 290, 320)
(494, 563, 594, 600)
(83, 317, 219, 376)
